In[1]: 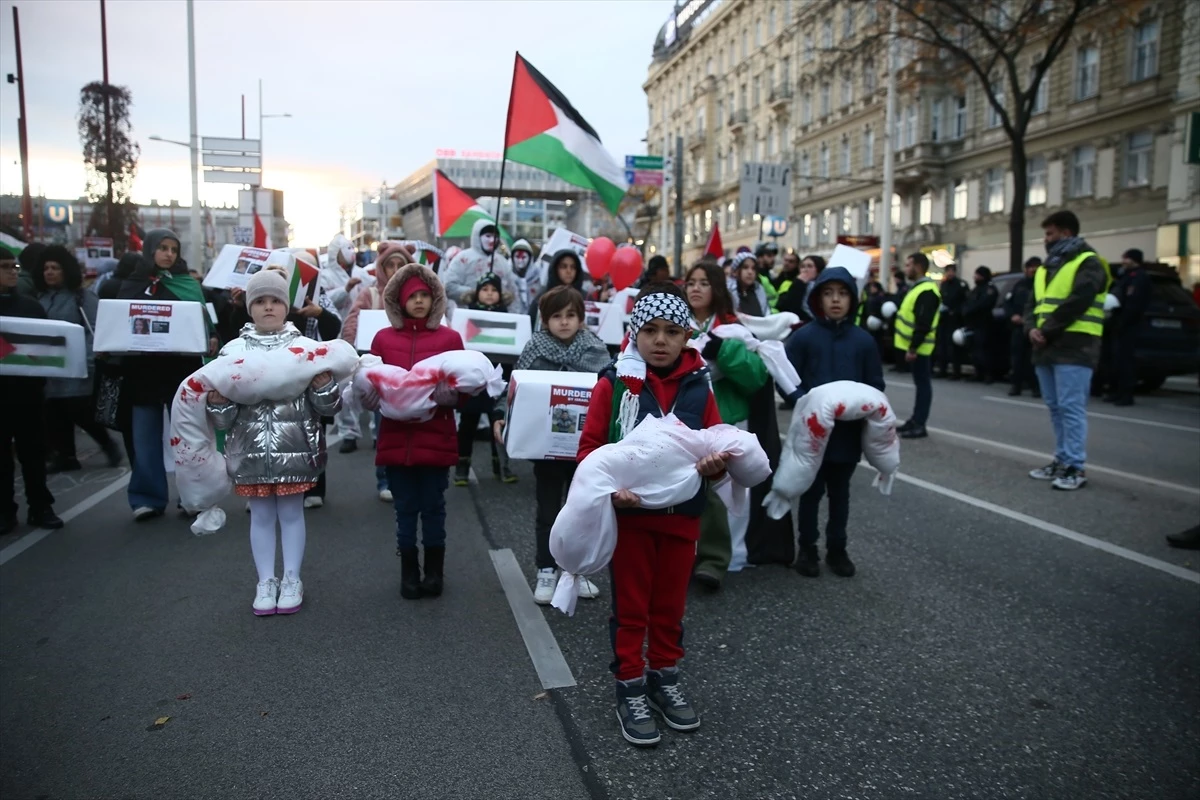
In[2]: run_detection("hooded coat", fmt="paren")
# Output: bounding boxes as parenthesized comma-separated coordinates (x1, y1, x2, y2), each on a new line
(116, 229, 211, 406)
(33, 246, 99, 398)
(784, 267, 886, 464)
(370, 263, 465, 468)
(440, 219, 517, 306)
(531, 249, 594, 325)
(319, 232, 372, 318)
(509, 239, 540, 315)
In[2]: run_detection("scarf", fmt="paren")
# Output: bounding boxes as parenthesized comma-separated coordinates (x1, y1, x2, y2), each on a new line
(516, 329, 611, 373)
(612, 292, 694, 441)
(1044, 236, 1088, 270)
(154, 269, 206, 305)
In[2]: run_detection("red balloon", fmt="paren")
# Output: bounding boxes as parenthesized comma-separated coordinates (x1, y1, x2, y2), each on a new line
(609, 247, 643, 292)
(584, 237, 616, 280)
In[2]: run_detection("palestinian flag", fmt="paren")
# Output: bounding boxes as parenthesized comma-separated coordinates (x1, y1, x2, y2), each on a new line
(0, 329, 68, 370)
(289, 250, 321, 308)
(464, 316, 519, 348)
(503, 54, 629, 214)
(0, 231, 27, 260)
(433, 170, 497, 238)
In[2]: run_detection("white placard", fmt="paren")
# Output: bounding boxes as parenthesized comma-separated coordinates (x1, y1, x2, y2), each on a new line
(94, 299, 208, 354)
(504, 369, 598, 461)
(0, 317, 88, 378)
(536, 228, 591, 284)
(202, 244, 272, 291)
(450, 308, 531, 356)
(827, 243, 872, 293)
(354, 309, 390, 352)
(584, 300, 627, 346)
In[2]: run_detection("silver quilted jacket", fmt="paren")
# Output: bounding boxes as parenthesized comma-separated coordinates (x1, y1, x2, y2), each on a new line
(206, 323, 342, 486)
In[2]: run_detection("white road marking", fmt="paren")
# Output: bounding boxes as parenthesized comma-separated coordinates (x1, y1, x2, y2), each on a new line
(489, 548, 577, 690)
(0, 471, 131, 567)
(863, 464, 1200, 585)
(982, 395, 1200, 434)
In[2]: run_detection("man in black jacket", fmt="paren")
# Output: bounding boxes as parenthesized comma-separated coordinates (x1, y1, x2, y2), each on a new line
(962, 266, 999, 384)
(1104, 248, 1152, 406)
(935, 264, 968, 379)
(1, 253, 64, 534)
(1006, 257, 1042, 396)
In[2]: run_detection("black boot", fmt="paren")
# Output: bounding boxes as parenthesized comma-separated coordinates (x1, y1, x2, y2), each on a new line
(420, 546, 445, 597)
(398, 547, 424, 599)
(454, 458, 471, 487)
(795, 545, 820, 577)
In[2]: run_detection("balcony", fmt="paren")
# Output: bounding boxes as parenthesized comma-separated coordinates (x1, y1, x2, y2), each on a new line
(727, 109, 749, 134)
(688, 132, 707, 152)
(769, 84, 794, 112)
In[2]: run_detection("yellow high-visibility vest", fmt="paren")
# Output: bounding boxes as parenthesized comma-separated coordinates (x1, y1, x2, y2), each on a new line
(893, 279, 941, 356)
(1033, 251, 1111, 337)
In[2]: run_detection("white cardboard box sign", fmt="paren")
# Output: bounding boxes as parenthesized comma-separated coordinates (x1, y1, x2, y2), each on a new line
(94, 299, 209, 354)
(354, 309, 390, 352)
(0, 316, 88, 379)
(504, 369, 598, 461)
(450, 308, 531, 357)
(202, 244, 273, 291)
(583, 301, 627, 346)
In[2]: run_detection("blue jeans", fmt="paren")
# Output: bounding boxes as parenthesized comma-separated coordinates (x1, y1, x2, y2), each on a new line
(909, 353, 933, 426)
(129, 404, 170, 511)
(1035, 364, 1092, 470)
(373, 413, 387, 491)
(386, 466, 449, 550)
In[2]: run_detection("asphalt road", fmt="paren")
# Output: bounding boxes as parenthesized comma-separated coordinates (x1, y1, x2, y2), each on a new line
(2, 374, 1198, 800)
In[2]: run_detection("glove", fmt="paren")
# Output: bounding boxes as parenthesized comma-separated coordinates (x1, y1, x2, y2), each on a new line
(360, 383, 381, 412)
(432, 381, 458, 407)
(700, 332, 723, 362)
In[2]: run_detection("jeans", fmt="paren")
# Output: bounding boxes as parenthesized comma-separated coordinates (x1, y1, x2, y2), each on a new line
(386, 465, 449, 550)
(798, 461, 857, 551)
(1035, 364, 1092, 470)
(129, 404, 169, 511)
(373, 412, 387, 491)
(908, 353, 933, 426)
(533, 460, 576, 570)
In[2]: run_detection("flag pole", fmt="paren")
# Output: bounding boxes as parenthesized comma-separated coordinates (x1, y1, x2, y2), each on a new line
(491, 51, 521, 269)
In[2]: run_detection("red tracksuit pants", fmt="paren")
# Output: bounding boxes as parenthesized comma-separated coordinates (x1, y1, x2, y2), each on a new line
(608, 524, 697, 681)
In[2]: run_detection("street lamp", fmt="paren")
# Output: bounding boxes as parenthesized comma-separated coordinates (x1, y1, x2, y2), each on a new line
(147, 133, 201, 272)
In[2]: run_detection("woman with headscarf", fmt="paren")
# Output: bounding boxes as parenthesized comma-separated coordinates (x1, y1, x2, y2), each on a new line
(116, 229, 217, 521)
(728, 252, 769, 317)
(32, 246, 123, 472)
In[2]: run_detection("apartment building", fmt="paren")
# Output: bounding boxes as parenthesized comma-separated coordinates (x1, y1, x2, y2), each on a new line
(644, 0, 1200, 282)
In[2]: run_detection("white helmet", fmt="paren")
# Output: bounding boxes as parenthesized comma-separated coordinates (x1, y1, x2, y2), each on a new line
(881, 300, 898, 319)
(952, 327, 972, 347)
(1103, 293, 1122, 312)
(866, 315, 883, 331)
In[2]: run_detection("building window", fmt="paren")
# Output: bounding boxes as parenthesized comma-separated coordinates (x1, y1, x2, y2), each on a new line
(819, 142, 830, 179)
(739, 84, 747, 110)
(717, 99, 725, 127)
(769, 7, 777, 37)
(753, 76, 761, 107)
(890, 193, 901, 227)
(862, 198, 876, 232)
(727, 149, 735, 177)
(1132, 20, 1159, 82)
(800, 151, 811, 184)
(841, 205, 853, 233)
(755, 19, 763, 46)
(741, 30, 748, 60)
(696, 107, 706, 131)
(1028, 156, 1048, 205)
(867, 3, 878, 25)
(802, 213, 813, 245)
(842, 72, 854, 107)
(863, 126, 875, 167)
(952, 95, 967, 139)
(714, 150, 722, 182)
(986, 168, 1005, 213)
(820, 82, 831, 117)
(931, 98, 943, 142)
(1071, 145, 1096, 197)
(1125, 130, 1153, 187)
(840, 134, 851, 175)
(821, 17, 833, 48)
(905, 104, 917, 147)
(802, 91, 813, 124)
(864, 58, 877, 95)
(782, 56, 790, 87)
(821, 209, 833, 243)
(804, 31, 814, 63)
(843, 6, 855, 40)
(919, 191, 933, 225)
(730, 42, 736, 68)
(952, 179, 968, 219)
(1031, 61, 1049, 114)
(768, 125, 777, 157)
(1075, 45, 1099, 100)
(706, 57, 714, 76)
(987, 78, 1004, 128)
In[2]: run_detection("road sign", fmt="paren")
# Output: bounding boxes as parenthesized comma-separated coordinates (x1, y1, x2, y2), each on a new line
(624, 169, 664, 187)
(738, 161, 791, 217)
(202, 153, 262, 169)
(625, 155, 664, 171)
(201, 137, 261, 154)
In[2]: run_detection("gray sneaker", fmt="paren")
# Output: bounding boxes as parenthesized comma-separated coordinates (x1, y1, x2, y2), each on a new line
(1029, 460, 1063, 481)
(1052, 466, 1088, 491)
(615, 678, 661, 747)
(646, 667, 701, 731)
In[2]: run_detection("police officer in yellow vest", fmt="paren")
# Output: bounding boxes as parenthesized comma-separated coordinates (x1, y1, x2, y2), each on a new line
(1024, 210, 1111, 491)
(894, 252, 941, 439)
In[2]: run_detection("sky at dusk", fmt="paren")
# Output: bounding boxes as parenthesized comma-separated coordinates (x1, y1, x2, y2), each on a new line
(0, 0, 675, 244)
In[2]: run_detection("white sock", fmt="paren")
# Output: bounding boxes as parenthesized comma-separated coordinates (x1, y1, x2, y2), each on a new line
(248, 496, 279, 583)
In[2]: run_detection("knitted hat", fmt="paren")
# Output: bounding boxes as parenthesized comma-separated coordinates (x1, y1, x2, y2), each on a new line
(245, 268, 290, 309)
(475, 272, 502, 294)
(399, 274, 432, 307)
(377, 240, 415, 269)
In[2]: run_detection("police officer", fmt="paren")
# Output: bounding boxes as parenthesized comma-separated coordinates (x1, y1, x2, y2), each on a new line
(1006, 257, 1042, 396)
(962, 266, 999, 384)
(1104, 248, 1152, 406)
(935, 263, 968, 379)
(895, 252, 941, 439)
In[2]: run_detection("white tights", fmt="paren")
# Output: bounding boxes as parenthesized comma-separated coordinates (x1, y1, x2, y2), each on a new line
(248, 494, 306, 583)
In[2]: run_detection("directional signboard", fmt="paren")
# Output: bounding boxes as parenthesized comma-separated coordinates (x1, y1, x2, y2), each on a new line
(625, 155, 664, 187)
(738, 161, 791, 217)
(202, 137, 262, 186)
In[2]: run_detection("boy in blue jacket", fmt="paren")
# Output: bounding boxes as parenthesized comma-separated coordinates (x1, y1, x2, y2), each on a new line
(783, 267, 885, 578)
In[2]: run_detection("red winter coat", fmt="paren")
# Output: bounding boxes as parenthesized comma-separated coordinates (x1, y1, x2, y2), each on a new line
(371, 263, 464, 468)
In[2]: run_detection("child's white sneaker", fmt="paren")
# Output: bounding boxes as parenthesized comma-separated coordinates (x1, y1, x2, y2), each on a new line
(379, 489, 393, 503)
(277, 575, 303, 614)
(576, 575, 601, 599)
(253, 578, 279, 616)
(303, 496, 324, 509)
(533, 568, 558, 605)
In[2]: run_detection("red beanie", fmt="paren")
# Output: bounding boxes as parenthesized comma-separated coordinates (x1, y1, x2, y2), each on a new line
(399, 274, 432, 307)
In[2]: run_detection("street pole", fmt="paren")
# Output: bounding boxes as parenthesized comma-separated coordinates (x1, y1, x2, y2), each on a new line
(673, 135, 684, 275)
(100, 0, 116, 247)
(258, 79, 264, 183)
(186, 0, 202, 272)
(11, 7, 33, 242)
(879, 4, 898, 292)
(660, 131, 669, 261)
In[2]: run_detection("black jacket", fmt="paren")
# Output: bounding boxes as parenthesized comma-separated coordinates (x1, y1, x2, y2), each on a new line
(0, 288, 50, 398)
(776, 279, 815, 323)
(962, 281, 999, 329)
(1111, 266, 1152, 332)
(1004, 276, 1034, 324)
(939, 277, 969, 316)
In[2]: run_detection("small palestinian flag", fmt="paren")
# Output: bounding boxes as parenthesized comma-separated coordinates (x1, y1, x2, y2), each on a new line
(433, 170, 512, 246)
(288, 251, 321, 308)
(503, 54, 629, 214)
(464, 317, 519, 348)
(0, 329, 68, 369)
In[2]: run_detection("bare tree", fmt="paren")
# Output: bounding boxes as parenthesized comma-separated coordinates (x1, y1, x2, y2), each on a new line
(77, 81, 140, 253)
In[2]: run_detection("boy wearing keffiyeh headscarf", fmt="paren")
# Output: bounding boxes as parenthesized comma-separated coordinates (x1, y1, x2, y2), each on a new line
(576, 283, 727, 748)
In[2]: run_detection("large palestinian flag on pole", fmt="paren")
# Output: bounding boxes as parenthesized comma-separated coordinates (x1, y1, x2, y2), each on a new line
(433, 169, 499, 239)
(502, 53, 629, 215)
